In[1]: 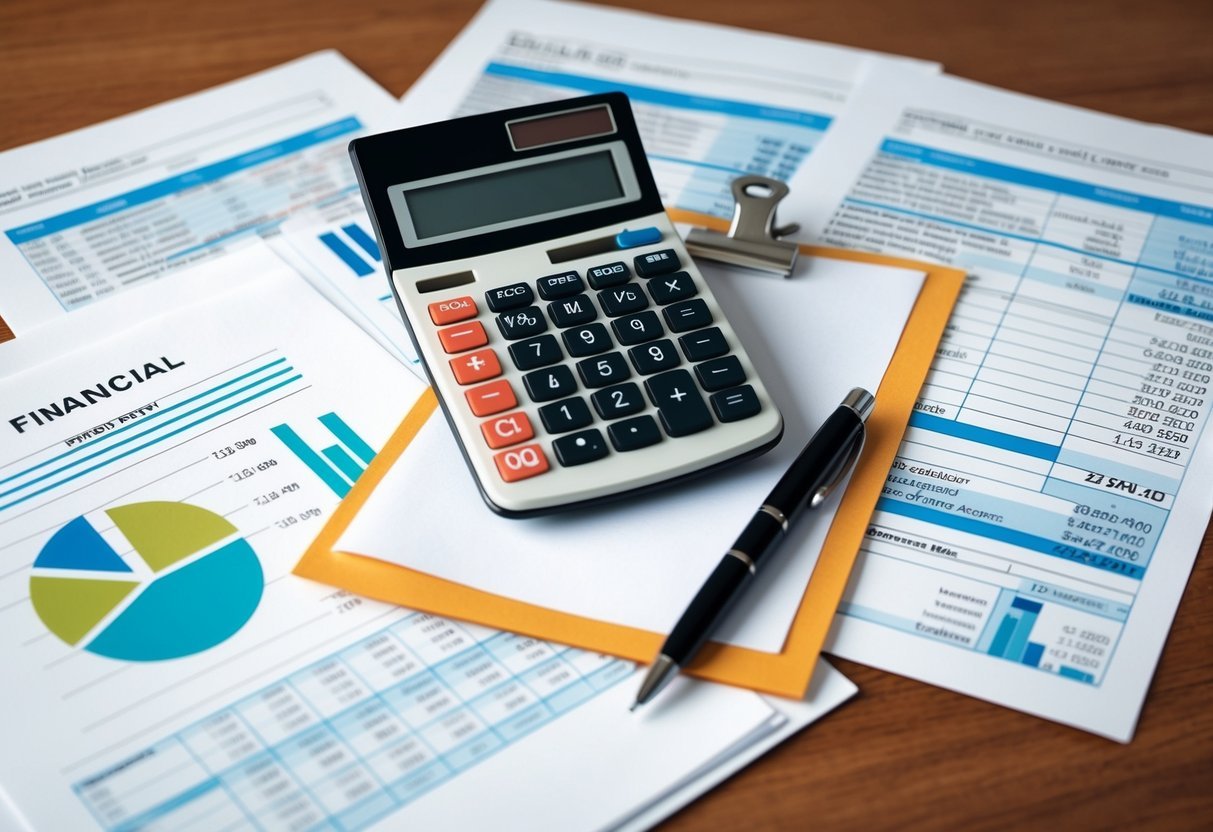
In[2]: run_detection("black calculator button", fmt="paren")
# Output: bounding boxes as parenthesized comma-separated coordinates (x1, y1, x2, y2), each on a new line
(628, 339, 681, 374)
(645, 369, 713, 437)
(547, 293, 597, 328)
(608, 415, 663, 452)
(552, 429, 609, 467)
(663, 299, 713, 333)
(597, 284, 649, 317)
(536, 271, 584, 299)
(576, 352, 631, 388)
(591, 382, 645, 420)
(646, 271, 697, 305)
(695, 355, 746, 391)
(562, 323, 612, 357)
(611, 311, 663, 345)
(679, 327, 729, 361)
(523, 365, 577, 402)
(586, 261, 631, 289)
(508, 334, 562, 370)
(711, 385, 762, 422)
(634, 248, 681, 278)
(497, 306, 548, 340)
(538, 396, 593, 434)
(485, 282, 534, 312)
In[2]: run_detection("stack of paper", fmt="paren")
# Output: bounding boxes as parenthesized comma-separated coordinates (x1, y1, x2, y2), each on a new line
(296, 243, 962, 696)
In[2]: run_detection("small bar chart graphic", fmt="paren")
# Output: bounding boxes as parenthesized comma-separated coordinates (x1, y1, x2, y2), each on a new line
(30, 502, 263, 661)
(319, 222, 381, 277)
(987, 597, 1043, 666)
(271, 412, 376, 497)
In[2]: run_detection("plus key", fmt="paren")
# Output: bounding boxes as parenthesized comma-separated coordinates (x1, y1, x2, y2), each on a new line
(644, 369, 712, 436)
(449, 348, 502, 385)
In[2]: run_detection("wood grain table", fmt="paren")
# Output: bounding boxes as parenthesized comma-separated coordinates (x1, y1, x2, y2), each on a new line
(2, 0, 1210, 828)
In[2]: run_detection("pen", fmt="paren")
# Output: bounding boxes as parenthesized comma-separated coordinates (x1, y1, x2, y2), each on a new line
(632, 387, 875, 710)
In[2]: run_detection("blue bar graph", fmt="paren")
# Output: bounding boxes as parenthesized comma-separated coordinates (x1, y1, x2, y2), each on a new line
(320, 231, 374, 276)
(1022, 642, 1044, 667)
(342, 223, 380, 261)
(988, 614, 1019, 658)
(318, 412, 376, 465)
(271, 412, 377, 496)
(1058, 666, 1095, 683)
(271, 424, 351, 497)
(322, 445, 364, 482)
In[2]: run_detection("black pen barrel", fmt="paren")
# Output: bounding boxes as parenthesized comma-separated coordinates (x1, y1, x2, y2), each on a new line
(662, 555, 754, 663)
(765, 405, 864, 521)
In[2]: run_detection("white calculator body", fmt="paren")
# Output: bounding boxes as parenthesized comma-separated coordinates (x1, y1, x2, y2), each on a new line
(350, 93, 782, 516)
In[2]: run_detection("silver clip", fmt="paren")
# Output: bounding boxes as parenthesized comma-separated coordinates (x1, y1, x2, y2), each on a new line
(684, 175, 800, 277)
(809, 388, 875, 508)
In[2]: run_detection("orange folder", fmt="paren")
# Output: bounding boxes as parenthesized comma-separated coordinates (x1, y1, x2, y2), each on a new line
(295, 213, 965, 698)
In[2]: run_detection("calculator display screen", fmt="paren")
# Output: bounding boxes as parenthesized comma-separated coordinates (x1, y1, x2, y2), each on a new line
(388, 142, 641, 247)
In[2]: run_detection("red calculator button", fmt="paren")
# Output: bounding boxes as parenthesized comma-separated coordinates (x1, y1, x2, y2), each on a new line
(429, 296, 478, 325)
(450, 348, 501, 384)
(481, 411, 535, 449)
(438, 320, 488, 353)
(494, 444, 550, 482)
(466, 379, 517, 416)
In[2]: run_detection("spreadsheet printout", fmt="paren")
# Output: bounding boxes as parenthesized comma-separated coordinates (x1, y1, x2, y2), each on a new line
(397, 0, 939, 226)
(792, 68, 1213, 741)
(0, 51, 402, 335)
(0, 248, 819, 829)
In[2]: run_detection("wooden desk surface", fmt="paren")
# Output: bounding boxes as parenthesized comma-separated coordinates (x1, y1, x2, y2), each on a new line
(2, 0, 1211, 827)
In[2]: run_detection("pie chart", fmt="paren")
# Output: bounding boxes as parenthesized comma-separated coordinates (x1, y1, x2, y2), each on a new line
(29, 501, 263, 661)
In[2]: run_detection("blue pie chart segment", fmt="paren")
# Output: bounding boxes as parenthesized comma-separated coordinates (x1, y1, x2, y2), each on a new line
(86, 539, 264, 661)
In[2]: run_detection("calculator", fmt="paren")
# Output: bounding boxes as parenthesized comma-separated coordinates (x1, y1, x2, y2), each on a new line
(349, 93, 783, 516)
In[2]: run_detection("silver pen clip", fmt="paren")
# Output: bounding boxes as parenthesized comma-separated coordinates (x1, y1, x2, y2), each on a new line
(809, 387, 875, 508)
(684, 175, 800, 277)
(809, 430, 865, 508)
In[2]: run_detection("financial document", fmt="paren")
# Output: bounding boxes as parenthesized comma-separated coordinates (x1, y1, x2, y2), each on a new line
(793, 69, 1213, 740)
(274, 196, 423, 374)
(0, 51, 401, 335)
(399, 0, 937, 224)
(0, 247, 855, 829)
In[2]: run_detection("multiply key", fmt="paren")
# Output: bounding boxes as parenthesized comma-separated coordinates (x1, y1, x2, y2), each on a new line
(647, 271, 697, 305)
(644, 369, 712, 436)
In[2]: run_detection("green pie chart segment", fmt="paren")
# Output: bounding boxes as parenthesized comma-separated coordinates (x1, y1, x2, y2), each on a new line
(30, 501, 264, 661)
(30, 577, 139, 645)
(107, 501, 238, 572)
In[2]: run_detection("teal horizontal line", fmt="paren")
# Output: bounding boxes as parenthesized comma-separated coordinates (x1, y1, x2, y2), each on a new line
(0, 357, 289, 488)
(0, 365, 296, 501)
(0, 375, 304, 513)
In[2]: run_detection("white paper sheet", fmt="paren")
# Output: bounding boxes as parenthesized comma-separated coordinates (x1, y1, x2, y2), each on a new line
(336, 254, 926, 653)
(0, 51, 401, 336)
(273, 195, 424, 375)
(398, 0, 939, 228)
(789, 67, 1213, 741)
(0, 246, 854, 830)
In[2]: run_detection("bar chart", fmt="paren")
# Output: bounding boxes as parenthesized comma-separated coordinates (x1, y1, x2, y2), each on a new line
(271, 412, 378, 497)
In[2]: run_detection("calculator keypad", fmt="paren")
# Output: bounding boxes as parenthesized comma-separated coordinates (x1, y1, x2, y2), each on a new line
(412, 223, 777, 511)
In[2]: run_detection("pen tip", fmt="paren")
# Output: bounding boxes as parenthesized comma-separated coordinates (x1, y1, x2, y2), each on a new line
(629, 702, 639, 713)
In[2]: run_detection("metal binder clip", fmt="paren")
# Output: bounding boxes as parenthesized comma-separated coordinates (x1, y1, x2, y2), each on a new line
(685, 175, 800, 277)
